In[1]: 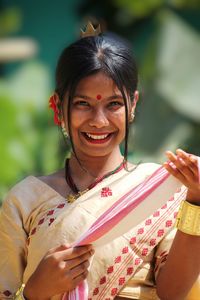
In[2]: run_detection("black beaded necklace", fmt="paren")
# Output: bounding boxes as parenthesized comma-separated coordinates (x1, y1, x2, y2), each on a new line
(65, 158, 125, 203)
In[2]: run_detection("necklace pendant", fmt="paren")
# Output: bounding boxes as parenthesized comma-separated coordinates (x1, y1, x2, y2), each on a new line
(78, 189, 89, 197)
(67, 194, 77, 203)
(67, 189, 89, 203)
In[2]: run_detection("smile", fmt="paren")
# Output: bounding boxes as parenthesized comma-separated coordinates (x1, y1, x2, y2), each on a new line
(82, 132, 113, 144)
(86, 133, 109, 140)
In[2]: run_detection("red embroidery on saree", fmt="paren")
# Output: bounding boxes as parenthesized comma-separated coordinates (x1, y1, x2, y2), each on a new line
(161, 203, 167, 209)
(118, 277, 125, 285)
(57, 203, 65, 208)
(49, 218, 55, 226)
(38, 218, 45, 225)
(142, 248, 148, 256)
(130, 237, 136, 244)
(47, 209, 54, 215)
(29, 202, 66, 241)
(31, 228, 36, 235)
(165, 220, 172, 227)
(101, 187, 112, 197)
(150, 238, 156, 246)
(111, 288, 118, 296)
(107, 266, 114, 274)
(127, 267, 134, 275)
(3, 290, 12, 296)
(157, 229, 164, 237)
(100, 276, 106, 285)
(134, 258, 141, 265)
(137, 227, 144, 234)
(122, 246, 128, 254)
(93, 288, 99, 295)
(114, 256, 121, 263)
(153, 211, 160, 217)
(145, 218, 152, 225)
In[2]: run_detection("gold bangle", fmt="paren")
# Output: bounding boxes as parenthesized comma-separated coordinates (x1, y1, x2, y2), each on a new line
(175, 201, 200, 236)
(14, 283, 26, 300)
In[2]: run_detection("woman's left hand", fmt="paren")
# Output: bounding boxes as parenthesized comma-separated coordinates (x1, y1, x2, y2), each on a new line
(163, 149, 200, 205)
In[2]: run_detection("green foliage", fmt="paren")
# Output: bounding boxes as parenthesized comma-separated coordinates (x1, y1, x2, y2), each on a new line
(0, 7, 22, 36)
(0, 62, 66, 203)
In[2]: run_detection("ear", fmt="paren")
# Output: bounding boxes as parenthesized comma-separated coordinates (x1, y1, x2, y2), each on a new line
(131, 90, 139, 113)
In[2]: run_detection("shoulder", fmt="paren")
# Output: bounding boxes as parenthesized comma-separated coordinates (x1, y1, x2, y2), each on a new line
(2, 175, 60, 215)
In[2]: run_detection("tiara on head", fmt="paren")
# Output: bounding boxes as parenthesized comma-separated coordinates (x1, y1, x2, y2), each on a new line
(80, 21, 101, 38)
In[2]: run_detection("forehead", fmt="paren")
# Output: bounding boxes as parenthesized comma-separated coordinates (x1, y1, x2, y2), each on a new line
(75, 72, 122, 96)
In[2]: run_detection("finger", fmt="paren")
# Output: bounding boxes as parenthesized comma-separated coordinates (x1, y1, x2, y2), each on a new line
(47, 243, 70, 255)
(67, 269, 89, 291)
(68, 260, 90, 279)
(176, 149, 198, 176)
(165, 151, 194, 180)
(64, 249, 94, 270)
(163, 162, 189, 187)
(57, 245, 94, 262)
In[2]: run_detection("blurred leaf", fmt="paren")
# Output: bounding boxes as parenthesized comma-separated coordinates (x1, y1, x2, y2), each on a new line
(0, 7, 22, 36)
(0, 61, 62, 203)
(113, 0, 163, 18)
(155, 10, 200, 122)
(169, 0, 200, 9)
(8, 61, 51, 111)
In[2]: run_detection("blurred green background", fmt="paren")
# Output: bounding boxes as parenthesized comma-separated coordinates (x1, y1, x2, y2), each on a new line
(0, 0, 200, 203)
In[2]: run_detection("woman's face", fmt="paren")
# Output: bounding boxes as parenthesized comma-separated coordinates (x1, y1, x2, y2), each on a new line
(63, 72, 137, 160)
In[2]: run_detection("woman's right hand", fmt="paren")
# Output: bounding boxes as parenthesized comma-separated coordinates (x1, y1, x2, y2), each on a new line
(23, 244, 94, 300)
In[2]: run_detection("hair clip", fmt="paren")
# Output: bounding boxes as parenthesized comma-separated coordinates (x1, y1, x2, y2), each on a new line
(80, 21, 101, 38)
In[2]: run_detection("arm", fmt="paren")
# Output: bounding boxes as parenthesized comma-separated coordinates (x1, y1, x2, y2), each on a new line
(156, 149, 200, 300)
(0, 192, 27, 299)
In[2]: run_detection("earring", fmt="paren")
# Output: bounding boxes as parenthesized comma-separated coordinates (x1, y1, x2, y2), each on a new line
(130, 112, 135, 122)
(61, 121, 68, 138)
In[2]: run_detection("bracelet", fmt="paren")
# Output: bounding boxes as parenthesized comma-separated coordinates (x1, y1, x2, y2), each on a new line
(175, 200, 200, 236)
(14, 284, 26, 300)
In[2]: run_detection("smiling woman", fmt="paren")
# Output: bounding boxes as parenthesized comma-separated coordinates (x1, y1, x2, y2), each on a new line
(0, 23, 199, 300)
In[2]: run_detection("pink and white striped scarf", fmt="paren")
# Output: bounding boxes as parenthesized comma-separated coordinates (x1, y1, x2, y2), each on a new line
(63, 161, 199, 300)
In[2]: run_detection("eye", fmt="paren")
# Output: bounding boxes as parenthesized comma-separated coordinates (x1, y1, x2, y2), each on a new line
(108, 101, 124, 109)
(73, 100, 90, 107)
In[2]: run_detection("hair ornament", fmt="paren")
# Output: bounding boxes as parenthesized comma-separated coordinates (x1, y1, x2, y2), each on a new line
(49, 94, 62, 125)
(80, 21, 101, 38)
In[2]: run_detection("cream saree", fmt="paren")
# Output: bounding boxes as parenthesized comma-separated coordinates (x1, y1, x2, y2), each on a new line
(0, 163, 198, 299)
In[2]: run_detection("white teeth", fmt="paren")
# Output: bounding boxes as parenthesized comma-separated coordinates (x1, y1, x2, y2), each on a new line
(85, 133, 109, 140)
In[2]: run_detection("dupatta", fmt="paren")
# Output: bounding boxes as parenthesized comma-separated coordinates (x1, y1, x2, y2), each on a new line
(64, 164, 189, 300)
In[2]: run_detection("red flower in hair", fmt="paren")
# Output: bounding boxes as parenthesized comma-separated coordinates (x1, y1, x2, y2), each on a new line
(49, 94, 61, 125)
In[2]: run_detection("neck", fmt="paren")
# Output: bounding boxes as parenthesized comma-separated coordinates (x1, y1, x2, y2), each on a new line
(69, 148, 124, 182)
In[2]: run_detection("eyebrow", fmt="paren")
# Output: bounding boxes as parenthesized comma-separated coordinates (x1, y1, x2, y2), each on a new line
(73, 94, 123, 101)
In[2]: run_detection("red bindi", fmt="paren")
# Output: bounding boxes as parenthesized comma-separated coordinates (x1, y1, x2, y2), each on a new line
(96, 94, 102, 100)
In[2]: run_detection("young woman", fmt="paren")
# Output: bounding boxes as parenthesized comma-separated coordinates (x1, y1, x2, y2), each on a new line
(0, 25, 199, 300)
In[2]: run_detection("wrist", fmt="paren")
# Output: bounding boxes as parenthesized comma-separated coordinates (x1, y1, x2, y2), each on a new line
(23, 285, 47, 300)
(186, 190, 200, 206)
(176, 200, 200, 236)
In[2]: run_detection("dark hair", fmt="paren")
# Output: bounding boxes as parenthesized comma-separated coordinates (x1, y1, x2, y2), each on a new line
(55, 32, 138, 162)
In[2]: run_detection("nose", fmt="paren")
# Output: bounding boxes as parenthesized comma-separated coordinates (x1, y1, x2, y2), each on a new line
(89, 108, 109, 128)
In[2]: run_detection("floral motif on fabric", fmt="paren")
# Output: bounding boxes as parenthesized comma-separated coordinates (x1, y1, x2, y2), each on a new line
(89, 189, 185, 299)
(28, 202, 66, 240)
(101, 187, 113, 197)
